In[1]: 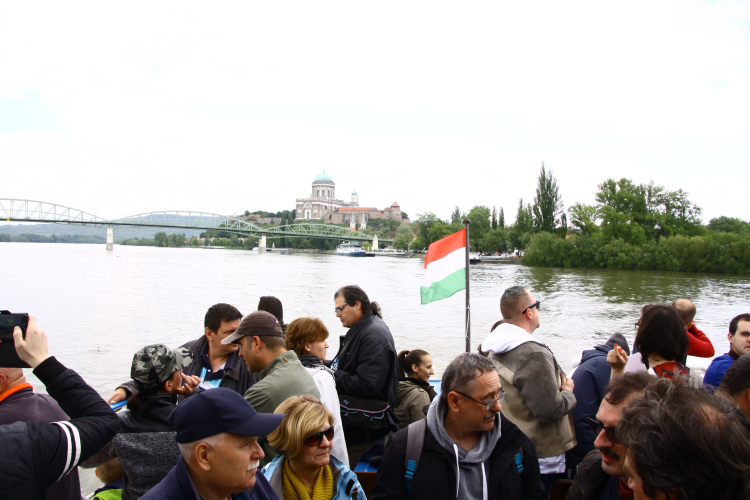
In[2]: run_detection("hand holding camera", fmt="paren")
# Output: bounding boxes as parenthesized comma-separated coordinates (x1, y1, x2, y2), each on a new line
(0, 312, 49, 368)
(13, 316, 50, 368)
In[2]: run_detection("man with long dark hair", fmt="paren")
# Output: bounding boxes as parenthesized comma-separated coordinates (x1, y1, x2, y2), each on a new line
(332, 285, 399, 466)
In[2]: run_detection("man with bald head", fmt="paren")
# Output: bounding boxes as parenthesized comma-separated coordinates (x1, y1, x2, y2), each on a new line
(671, 298, 714, 360)
(481, 285, 577, 494)
(0, 367, 82, 499)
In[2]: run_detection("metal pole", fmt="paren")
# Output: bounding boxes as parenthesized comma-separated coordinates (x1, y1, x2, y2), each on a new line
(463, 219, 471, 353)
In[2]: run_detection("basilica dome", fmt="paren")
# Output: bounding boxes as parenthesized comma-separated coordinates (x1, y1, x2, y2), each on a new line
(314, 172, 333, 183)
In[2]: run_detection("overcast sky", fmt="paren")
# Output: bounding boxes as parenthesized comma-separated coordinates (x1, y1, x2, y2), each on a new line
(1, 1, 749, 224)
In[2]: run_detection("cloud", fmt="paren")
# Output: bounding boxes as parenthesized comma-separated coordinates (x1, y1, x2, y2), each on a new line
(1, 0, 749, 221)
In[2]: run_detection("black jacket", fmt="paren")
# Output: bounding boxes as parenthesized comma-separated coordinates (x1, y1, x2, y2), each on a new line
(0, 357, 120, 500)
(370, 414, 547, 500)
(119, 335, 259, 400)
(567, 334, 629, 471)
(567, 449, 623, 500)
(332, 312, 399, 440)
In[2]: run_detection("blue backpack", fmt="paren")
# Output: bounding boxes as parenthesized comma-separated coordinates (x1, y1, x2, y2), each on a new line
(403, 419, 524, 496)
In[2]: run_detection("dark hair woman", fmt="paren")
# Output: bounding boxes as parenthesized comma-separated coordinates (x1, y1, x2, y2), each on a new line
(394, 349, 437, 426)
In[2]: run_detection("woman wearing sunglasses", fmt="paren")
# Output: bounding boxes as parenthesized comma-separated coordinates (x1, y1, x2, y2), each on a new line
(263, 395, 366, 500)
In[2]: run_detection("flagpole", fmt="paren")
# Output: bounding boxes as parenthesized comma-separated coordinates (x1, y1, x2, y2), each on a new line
(463, 219, 471, 353)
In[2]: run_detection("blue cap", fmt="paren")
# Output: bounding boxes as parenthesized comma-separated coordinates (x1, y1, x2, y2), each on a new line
(169, 388, 284, 443)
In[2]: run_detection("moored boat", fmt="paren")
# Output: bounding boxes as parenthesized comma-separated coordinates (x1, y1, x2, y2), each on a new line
(336, 241, 367, 257)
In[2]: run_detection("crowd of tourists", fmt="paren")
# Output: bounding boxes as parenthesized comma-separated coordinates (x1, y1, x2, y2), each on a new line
(1, 285, 750, 500)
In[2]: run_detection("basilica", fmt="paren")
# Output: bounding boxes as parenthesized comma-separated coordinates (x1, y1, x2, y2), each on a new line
(295, 172, 403, 228)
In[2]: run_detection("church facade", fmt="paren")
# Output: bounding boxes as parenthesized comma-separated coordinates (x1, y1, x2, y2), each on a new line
(295, 172, 403, 228)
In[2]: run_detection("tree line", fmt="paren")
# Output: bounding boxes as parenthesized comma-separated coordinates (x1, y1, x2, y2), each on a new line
(0, 233, 106, 244)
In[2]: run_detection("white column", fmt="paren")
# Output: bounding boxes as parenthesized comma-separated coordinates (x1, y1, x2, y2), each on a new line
(373, 234, 378, 250)
(106, 228, 113, 251)
(349, 216, 356, 229)
(361, 215, 367, 229)
(259, 235, 267, 252)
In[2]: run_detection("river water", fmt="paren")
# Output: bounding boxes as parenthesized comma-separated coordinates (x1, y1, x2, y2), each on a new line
(2, 242, 750, 494)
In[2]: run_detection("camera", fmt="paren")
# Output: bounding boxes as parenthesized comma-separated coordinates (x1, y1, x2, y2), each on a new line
(0, 311, 31, 368)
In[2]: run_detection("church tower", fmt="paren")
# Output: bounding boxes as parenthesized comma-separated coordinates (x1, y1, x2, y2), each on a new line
(351, 190, 359, 206)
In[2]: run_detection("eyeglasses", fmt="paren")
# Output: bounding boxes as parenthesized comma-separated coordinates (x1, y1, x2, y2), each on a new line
(587, 416, 619, 444)
(304, 425, 335, 447)
(334, 304, 349, 315)
(523, 301, 540, 314)
(454, 389, 506, 410)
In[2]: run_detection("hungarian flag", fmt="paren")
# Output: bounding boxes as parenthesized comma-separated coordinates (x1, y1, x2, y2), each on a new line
(420, 228, 467, 304)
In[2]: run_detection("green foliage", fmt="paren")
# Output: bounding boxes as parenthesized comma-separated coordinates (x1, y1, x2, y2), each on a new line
(120, 237, 156, 246)
(0, 233, 106, 244)
(479, 227, 509, 254)
(523, 232, 750, 274)
(509, 198, 533, 251)
(708, 216, 750, 234)
(498, 207, 505, 228)
(400, 211, 408, 220)
(393, 224, 415, 250)
(467, 205, 491, 248)
(568, 203, 601, 236)
(154, 232, 168, 247)
(532, 163, 564, 233)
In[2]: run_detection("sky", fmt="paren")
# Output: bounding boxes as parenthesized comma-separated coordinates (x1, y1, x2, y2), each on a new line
(1, 1, 749, 223)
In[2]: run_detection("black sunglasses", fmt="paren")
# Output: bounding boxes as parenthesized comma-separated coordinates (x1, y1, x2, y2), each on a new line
(523, 301, 541, 314)
(587, 416, 619, 444)
(304, 425, 335, 447)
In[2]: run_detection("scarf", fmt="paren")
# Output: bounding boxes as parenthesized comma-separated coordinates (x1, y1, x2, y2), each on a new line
(652, 361, 688, 379)
(282, 459, 334, 500)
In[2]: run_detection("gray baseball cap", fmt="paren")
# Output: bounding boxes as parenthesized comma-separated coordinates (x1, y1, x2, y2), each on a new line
(222, 310, 283, 345)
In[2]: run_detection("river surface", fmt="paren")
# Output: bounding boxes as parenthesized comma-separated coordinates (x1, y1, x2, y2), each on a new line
(2, 242, 750, 495)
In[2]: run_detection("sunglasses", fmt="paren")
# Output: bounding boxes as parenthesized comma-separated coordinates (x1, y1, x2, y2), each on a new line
(587, 416, 619, 444)
(304, 425, 335, 447)
(523, 301, 541, 314)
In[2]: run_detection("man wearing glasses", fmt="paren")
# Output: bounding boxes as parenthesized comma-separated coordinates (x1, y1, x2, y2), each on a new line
(371, 353, 547, 499)
(481, 285, 576, 494)
(568, 372, 651, 500)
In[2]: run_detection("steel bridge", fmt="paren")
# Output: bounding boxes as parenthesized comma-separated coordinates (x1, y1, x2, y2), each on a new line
(0, 199, 391, 245)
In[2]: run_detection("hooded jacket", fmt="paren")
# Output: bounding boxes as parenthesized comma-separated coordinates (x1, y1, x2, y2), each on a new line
(395, 378, 437, 427)
(482, 323, 577, 459)
(370, 397, 547, 500)
(566, 334, 630, 471)
(262, 454, 366, 500)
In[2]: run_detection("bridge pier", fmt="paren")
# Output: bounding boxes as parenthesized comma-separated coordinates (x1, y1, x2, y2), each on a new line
(259, 235, 267, 252)
(373, 235, 378, 250)
(106, 228, 113, 251)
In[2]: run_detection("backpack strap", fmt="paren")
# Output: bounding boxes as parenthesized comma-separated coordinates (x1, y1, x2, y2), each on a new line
(404, 418, 427, 496)
(515, 447, 524, 473)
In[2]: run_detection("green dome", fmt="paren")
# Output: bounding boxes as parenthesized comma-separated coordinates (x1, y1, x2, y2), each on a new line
(314, 172, 333, 183)
(352, 190, 357, 195)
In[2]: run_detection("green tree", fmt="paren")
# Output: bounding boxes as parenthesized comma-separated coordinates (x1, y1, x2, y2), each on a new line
(708, 216, 750, 233)
(568, 203, 601, 236)
(509, 198, 533, 251)
(393, 224, 414, 251)
(491, 206, 498, 229)
(532, 163, 564, 233)
(467, 205, 492, 250)
(451, 206, 462, 223)
(154, 232, 168, 247)
(498, 207, 505, 228)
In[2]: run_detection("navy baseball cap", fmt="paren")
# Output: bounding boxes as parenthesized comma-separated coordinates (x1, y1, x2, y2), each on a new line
(169, 387, 284, 443)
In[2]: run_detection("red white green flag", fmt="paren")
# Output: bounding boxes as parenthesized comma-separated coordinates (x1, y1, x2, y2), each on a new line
(420, 228, 467, 304)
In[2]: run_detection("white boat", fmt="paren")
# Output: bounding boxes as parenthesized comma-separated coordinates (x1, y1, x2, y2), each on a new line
(336, 242, 367, 257)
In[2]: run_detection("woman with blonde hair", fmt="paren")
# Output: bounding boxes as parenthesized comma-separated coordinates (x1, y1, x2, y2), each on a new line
(263, 396, 366, 500)
(285, 317, 348, 467)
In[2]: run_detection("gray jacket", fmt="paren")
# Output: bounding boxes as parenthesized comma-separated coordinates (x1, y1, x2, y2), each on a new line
(482, 323, 577, 458)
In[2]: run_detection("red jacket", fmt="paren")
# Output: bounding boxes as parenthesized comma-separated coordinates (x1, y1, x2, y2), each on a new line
(686, 324, 715, 358)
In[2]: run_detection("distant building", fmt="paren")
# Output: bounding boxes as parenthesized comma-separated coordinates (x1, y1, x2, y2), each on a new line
(295, 172, 403, 228)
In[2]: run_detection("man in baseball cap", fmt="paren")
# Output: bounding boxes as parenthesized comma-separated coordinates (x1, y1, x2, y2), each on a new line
(222, 311, 320, 466)
(141, 388, 283, 500)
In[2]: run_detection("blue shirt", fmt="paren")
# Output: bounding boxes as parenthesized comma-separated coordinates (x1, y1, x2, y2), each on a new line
(704, 350, 739, 392)
(198, 342, 237, 389)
